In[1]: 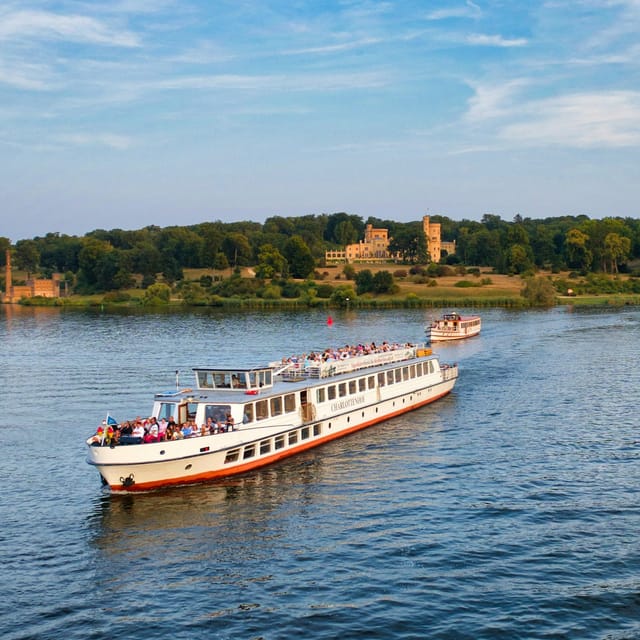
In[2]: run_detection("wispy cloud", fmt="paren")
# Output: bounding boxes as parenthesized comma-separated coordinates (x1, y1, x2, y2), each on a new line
(500, 91, 640, 148)
(56, 132, 134, 149)
(0, 9, 141, 47)
(466, 33, 528, 47)
(282, 37, 383, 56)
(0, 59, 54, 90)
(426, 1, 482, 21)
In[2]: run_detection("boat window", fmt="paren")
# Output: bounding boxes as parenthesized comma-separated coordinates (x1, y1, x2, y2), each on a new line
(338, 383, 347, 397)
(395, 369, 402, 383)
(255, 399, 269, 420)
(288, 431, 298, 445)
(313, 424, 322, 436)
(378, 373, 385, 387)
(402, 366, 409, 381)
(243, 404, 254, 424)
(349, 380, 357, 394)
(284, 393, 296, 413)
(231, 373, 247, 389)
(368, 376, 375, 389)
(157, 403, 177, 421)
(275, 435, 285, 450)
(243, 445, 255, 459)
(204, 404, 231, 423)
(197, 371, 214, 388)
(301, 427, 310, 440)
(358, 378, 366, 392)
(410, 365, 416, 379)
(386, 370, 394, 385)
(316, 388, 326, 403)
(416, 363, 422, 376)
(271, 396, 282, 416)
(429, 360, 435, 374)
(224, 449, 239, 464)
(260, 440, 271, 455)
(214, 372, 231, 388)
(328, 385, 336, 400)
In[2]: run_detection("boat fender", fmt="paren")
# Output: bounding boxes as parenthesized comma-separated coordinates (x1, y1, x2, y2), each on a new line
(120, 474, 135, 488)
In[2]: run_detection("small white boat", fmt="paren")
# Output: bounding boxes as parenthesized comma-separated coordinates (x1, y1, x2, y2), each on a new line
(86, 341, 458, 492)
(427, 312, 481, 343)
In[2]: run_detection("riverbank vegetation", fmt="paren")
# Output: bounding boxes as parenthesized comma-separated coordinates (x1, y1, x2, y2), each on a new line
(3, 212, 640, 309)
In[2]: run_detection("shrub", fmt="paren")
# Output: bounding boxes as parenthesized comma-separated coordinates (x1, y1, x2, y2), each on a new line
(316, 283, 335, 298)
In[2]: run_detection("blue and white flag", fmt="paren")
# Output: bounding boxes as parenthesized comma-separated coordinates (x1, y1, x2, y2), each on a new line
(106, 414, 118, 426)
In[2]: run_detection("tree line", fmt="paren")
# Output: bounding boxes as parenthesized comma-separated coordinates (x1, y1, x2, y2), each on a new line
(2, 212, 640, 295)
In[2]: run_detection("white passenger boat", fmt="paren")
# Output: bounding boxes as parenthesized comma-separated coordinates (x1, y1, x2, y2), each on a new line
(426, 312, 481, 343)
(86, 342, 458, 492)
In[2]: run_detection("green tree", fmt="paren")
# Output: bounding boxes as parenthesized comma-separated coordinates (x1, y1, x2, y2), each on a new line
(222, 232, 252, 267)
(521, 276, 556, 307)
(330, 285, 356, 307)
(372, 270, 395, 293)
(255, 244, 286, 279)
(355, 269, 374, 294)
(14, 239, 40, 277)
(603, 232, 631, 273)
(283, 236, 315, 278)
(76, 237, 112, 291)
(142, 283, 171, 305)
(565, 228, 592, 271)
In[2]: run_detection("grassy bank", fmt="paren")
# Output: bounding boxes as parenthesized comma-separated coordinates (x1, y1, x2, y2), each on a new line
(5, 267, 640, 309)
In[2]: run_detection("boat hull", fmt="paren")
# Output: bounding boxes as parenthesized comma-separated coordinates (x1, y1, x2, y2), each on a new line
(88, 373, 457, 492)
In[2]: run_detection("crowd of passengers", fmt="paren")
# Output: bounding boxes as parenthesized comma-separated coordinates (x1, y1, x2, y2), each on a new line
(91, 414, 235, 446)
(280, 341, 415, 367)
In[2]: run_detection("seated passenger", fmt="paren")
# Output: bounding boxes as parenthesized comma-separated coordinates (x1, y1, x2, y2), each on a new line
(225, 413, 235, 431)
(181, 423, 193, 438)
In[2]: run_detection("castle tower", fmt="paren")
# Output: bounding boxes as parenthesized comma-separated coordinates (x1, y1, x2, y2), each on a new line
(422, 215, 442, 263)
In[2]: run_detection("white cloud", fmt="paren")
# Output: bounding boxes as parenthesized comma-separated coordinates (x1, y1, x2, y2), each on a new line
(0, 10, 141, 47)
(56, 132, 134, 149)
(466, 33, 528, 47)
(0, 59, 53, 90)
(426, 1, 482, 21)
(500, 91, 640, 148)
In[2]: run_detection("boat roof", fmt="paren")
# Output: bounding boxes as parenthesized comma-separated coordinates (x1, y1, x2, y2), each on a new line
(155, 345, 437, 404)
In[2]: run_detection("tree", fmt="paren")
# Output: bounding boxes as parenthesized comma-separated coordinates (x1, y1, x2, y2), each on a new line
(372, 270, 395, 293)
(221, 232, 252, 267)
(14, 239, 40, 277)
(355, 269, 374, 294)
(334, 220, 358, 246)
(255, 244, 286, 279)
(76, 237, 112, 291)
(0, 237, 11, 266)
(142, 283, 171, 306)
(603, 233, 631, 273)
(283, 236, 315, 278)
(565, 228, 592, 271)
(521, 276, 556, 307)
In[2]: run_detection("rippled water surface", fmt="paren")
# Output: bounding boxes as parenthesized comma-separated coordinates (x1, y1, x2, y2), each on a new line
(1, 305, 640, 639)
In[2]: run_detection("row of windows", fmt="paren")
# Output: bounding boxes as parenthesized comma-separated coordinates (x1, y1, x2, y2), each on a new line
(243, 393, 297, 423)
(224, 424, 323, 463)
(315, 359, 436, 403)
(241, 359, 437, 423)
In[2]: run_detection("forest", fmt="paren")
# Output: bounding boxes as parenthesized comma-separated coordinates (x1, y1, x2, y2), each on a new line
(2, 212, 640, 300)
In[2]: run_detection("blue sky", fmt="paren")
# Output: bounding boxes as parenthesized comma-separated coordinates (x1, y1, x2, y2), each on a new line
(2, 1, 640, 241)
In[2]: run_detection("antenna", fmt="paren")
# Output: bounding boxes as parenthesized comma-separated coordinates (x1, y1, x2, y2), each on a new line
(175, 370, 180, 391)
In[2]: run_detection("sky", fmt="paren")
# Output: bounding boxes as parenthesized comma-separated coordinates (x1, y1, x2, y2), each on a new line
(2, 0, 640, 242)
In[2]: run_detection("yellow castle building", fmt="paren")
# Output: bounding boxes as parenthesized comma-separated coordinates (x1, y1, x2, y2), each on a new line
(325, 216, 456, 264)
(2, 249, 62, 303)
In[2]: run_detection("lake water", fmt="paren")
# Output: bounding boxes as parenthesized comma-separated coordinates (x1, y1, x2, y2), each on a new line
(1, 305, 639, 639)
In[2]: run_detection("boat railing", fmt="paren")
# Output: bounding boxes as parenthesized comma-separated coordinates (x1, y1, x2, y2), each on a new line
(277, 344, 430, 380)
(441, 363, 459, 381)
